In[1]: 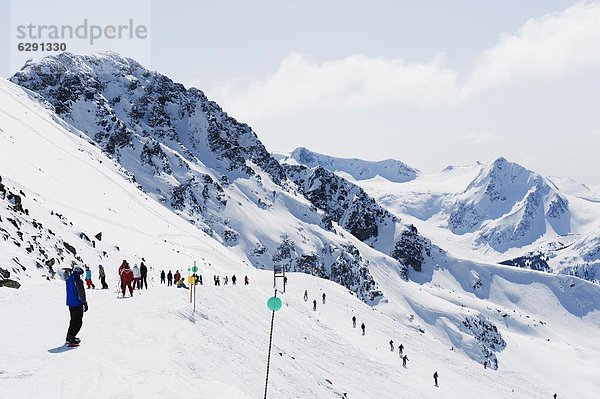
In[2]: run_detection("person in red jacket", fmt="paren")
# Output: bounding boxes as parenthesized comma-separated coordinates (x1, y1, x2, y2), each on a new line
(119, 261, 134, 297)
(174, 270, 181, 286)
(118, 260, 128, 293)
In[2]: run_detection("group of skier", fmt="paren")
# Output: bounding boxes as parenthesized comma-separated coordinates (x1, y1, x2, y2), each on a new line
(76, 265, 110, 290)
(158, 270, 250, 288)
(212, 274, 250, 286)
(350, 315, 367, 335)
(75, 260, 148, 298)
(61, 263, 558, 395)
(303, 290, 326, 311)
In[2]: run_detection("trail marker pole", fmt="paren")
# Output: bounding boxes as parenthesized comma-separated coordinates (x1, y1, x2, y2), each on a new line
(189, 270, 192, 303)
(264, 290, 282, 399)
(191, 262, 199, 313)
(193, 263, 197, 313)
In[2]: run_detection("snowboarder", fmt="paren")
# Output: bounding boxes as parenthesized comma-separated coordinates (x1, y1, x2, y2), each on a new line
(64, 266, 88, 346)
(352, 315, 357, 328)
(160, 270, 166, 284)
(361, 323, 366, 335)
(119, 262, 134, 297)
(399, 344, 404, 355)
(402, 355, 409, 368)
(98, 265, 108, 289)
(232, 275, 237, 285)
(140, 261, 148, 289)
(174, 270, 181, 286)
(433, 371, 438, 386)
(313, 299, 317, 311)
(322, 292, 326, 304)
(389, 340, 394, 351)
(167, 270, 173, 286)
(84, 266, 95, 289)
(244, 275, 249, 285)
(176, 278, 189, 289)
(304, 290, 308, 302)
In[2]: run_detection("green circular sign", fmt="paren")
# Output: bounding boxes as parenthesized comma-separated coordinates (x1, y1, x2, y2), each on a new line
(192, 266, 198, 273)
(267, 297, 282, 311)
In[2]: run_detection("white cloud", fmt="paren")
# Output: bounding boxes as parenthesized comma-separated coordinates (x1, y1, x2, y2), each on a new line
(209, 2, 600, 120)
(464, 2, 600, 95)
(461, 132, 499, 144)
(211, 54, 460, 120)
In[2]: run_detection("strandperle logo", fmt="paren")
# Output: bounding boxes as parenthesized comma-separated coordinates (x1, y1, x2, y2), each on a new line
(16, 19, 149, 45)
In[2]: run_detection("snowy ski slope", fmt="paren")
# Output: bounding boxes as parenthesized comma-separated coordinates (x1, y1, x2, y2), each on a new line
(1, 79, 599, 399)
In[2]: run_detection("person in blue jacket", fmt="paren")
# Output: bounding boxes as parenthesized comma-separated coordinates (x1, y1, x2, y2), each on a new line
(84, 265, 95, 289)
(65, 266, 88, 345)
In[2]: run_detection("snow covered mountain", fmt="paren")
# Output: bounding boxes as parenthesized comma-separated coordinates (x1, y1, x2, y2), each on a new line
(10, 52, 438, 301)
(279, 147, 418, 183)
(448, 157, 570, 251)
(291, 150, 600, 282)
(2, 59, 600, 398)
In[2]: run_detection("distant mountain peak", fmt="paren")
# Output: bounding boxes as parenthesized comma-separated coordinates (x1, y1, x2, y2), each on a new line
(284, 147, 418, 183)
(448, 157, 571, 250)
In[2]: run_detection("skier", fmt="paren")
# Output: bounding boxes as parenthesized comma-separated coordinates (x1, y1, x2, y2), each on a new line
(399, 344, 404, 355)
(120, 262, 134, 297)
(174, 270, 181, 286)
(176, 278, 189, 289)
(167, 270, 173, 286)
(98, 265, 108, 289)
(160, 270, 166, 284)
(352, 315, 357, 328)
(244, 275, 249, 285)
(313, 299, 317, 311)
(64, 266, 88, 346)
(140, 261, 148, 289)
(484, 360, 487, 369)
(322, 292, 326, 304)
(232, 275, 237, 285)
(198, 274, 203, 285)
(216, 276, 221, 286)
(132, 264, 142, 290)
(118, 260, 128, 276)
(192, 273, 199, 285)
(389, 340, 394, 351)
(303, 290, 308, 302)
(361, 323, 366, 335)
(118, 260, 128, 292)
(402, 355, 409, 368)
(84, 266, 95, 289)
(433, 371, 438, 387)
(224, 276, 229, 285)
(553, 394, 557, 399)
(283, 276, 288, 289)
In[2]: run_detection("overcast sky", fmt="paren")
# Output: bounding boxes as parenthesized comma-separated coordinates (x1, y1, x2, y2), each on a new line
(2, 0, 600, 184)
